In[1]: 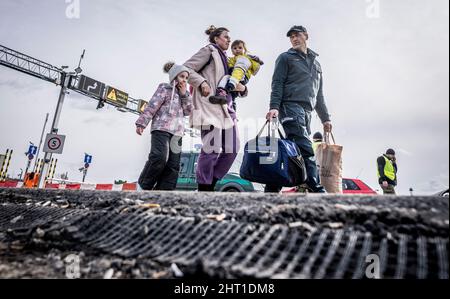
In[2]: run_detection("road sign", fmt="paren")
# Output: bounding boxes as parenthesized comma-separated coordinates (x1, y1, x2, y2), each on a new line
(84, 163, 90, 169)
(43, 134, 66, 154)
(77, 75, 106, 98)
(138, 99, 148, 114)
(105, 86, 128, 106)
(84, 154, 92, 164)
(28, 154, 34, 161)
(28, 145, 38, 155)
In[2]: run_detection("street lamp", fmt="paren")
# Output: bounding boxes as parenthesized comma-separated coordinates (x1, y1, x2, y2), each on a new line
(75, 49, 85, 75)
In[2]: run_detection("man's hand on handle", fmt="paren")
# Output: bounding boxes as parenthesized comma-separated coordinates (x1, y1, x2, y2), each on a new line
(323, 121, 333, 133)
(266, 109, 279, 120)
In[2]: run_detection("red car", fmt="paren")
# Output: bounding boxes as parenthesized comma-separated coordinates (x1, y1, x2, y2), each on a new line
(283, 178, 377, 194)
(342, 178, 377, 195)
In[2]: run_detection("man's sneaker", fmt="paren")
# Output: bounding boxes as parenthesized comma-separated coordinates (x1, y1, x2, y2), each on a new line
(209, 88, 228, 105)
(295, 184, 327, 194)
(309, 185, 327, 193)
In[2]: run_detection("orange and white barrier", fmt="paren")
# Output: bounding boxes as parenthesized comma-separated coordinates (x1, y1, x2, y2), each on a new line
(0, 181, 137, 191)
(0, 181, 22, 188)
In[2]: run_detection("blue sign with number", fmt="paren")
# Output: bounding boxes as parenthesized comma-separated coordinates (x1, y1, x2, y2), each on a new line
(84, 155, 92, 164)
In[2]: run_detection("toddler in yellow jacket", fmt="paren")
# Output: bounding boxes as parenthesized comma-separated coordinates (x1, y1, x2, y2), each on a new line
(210, 40, 264, 106)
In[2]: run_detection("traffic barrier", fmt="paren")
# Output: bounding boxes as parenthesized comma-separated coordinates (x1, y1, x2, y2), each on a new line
(1, 181, 138, 191)
(122, 183, 138, 191)
(65, 184, 82, 190)
(0, 181, 19, 188)
(80, 183, 96, 191)
(44, 183, 60, 189)
(95, 184, 113, 191)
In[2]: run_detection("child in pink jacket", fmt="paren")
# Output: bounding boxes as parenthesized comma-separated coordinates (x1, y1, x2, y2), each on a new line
(136, 62, 193, 191)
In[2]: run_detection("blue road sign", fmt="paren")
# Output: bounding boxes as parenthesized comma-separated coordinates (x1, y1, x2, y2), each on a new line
(84, 155, 92, 164)
(28, 154, 34, 161)
(28, 145, 37, 155)
(85, 163, 90, 169)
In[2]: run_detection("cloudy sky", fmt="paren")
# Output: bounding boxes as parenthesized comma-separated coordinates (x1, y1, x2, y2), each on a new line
(0, 0, 448, 195)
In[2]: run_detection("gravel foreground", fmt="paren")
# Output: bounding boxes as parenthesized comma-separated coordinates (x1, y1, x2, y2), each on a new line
(0, 188, 448, 279)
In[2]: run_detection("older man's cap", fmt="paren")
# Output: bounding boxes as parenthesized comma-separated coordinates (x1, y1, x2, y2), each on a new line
(386, 149, 396, 155)
(287, 25, 308, 37)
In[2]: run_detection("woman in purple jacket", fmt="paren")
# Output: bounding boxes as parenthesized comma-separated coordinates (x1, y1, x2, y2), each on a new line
(135, 62, 193, 191)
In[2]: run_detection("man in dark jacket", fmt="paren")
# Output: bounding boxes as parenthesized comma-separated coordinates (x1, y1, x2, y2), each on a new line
(377, 149, 398, 195)
(266, 25, 332, 193)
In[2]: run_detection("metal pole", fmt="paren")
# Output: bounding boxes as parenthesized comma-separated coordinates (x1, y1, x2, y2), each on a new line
(1, 150, 13, 181)
(45, 158, 54, 181)
(33, 158, 40, 173)
(38, 73, 68, 188)
(38, 159, 44, 175)
(0, 149, 9, 180)
(82, 167, 88, 183)
(24, 158, 31, 179)
(33, 113, 49, 171)
(51, 159, 58, 180)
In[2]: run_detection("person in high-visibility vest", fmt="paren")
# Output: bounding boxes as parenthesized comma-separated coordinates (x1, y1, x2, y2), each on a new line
(24, 172, 35, 188)
(312, 132, 323, 154)
(377, 149, 398, 195)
